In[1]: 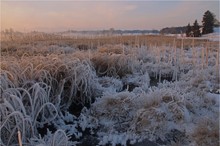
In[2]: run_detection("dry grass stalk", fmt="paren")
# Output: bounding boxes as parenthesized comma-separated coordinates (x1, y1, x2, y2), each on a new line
(18, 130, 22, 146)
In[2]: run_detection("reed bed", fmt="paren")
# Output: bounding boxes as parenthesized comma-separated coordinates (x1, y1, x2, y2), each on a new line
(0, 34, 219, 146)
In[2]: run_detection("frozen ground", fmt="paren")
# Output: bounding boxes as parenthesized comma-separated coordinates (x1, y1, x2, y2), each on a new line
(0, 36, 219, 146)
(170, 27, 220, 42)
(201, 27, 220, 41)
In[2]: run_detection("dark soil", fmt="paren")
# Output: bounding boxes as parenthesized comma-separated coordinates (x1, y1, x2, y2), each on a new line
(150, 76, 173, 86)
(37, 123, 57, 137)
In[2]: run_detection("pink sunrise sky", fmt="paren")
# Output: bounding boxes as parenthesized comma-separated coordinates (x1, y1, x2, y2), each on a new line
(1, 0, 219, 32)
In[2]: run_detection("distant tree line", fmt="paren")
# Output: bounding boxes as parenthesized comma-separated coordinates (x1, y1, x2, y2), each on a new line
(160, 26, 186, 34)
(63, 29, 159, 35)
(160, 10, 219, 37)
(186, 10, 219, 37)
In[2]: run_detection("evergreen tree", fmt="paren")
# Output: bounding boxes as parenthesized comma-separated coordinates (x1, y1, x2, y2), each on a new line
(202, 10, 215, 34)
(186, 23, 192, 37)
(192, 20, 201, 37)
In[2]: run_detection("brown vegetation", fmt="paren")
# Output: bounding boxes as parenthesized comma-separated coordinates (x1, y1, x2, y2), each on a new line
(1, 33, 219, 57)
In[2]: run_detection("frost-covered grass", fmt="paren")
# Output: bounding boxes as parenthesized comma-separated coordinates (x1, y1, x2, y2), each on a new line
(0, 36, 219, 146)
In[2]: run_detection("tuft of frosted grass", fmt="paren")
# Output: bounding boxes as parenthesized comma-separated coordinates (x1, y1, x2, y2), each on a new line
(91, 52, 134, 77)
(98, 76, 123, 93)
(98, 132, 135, 146)
(1, 54, 100, 107)
(97, 44, 126, 55)
(30, 129, 77, 146)
(0, 72, 15, 90)
(122, 72, 150, 91)
(0, 83, 58, 145)
(0, 52, 101, 145)
(191, 118, 219, 146)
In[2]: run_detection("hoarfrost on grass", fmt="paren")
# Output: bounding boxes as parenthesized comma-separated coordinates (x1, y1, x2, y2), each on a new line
(0, 37, 219, 145)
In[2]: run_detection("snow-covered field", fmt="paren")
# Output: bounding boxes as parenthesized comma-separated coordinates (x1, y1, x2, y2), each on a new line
(202, 27, 220, 41)
(0, 35, 219, 146)
(175, 27, 220, 42)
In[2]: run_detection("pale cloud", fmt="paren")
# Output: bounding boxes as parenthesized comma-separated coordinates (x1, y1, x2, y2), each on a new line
(124, 5, 138, 11)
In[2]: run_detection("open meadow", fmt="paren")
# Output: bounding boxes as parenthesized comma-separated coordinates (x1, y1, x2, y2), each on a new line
(0, 32, 219, 146)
